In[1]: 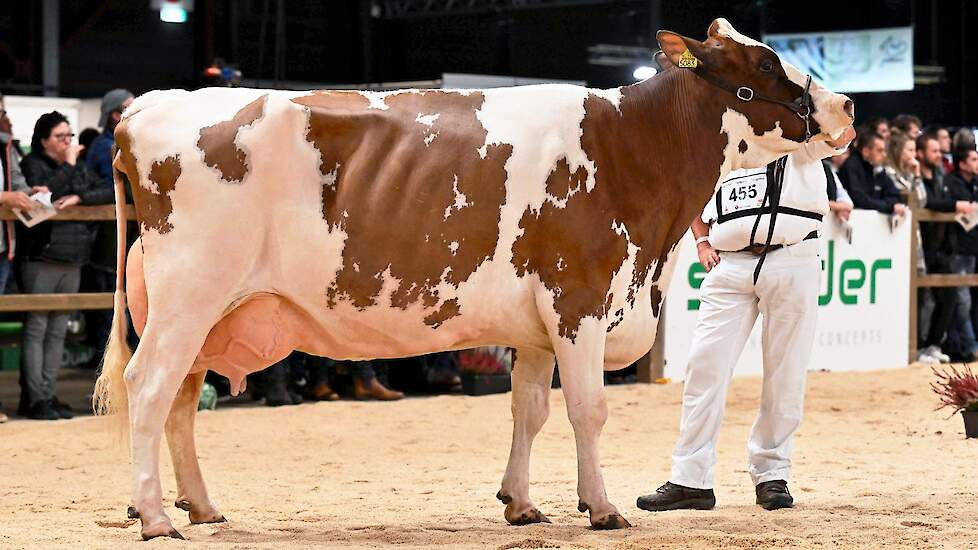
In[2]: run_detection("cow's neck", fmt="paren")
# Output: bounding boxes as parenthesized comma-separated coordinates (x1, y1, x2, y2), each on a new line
(580, 70, 730, 288)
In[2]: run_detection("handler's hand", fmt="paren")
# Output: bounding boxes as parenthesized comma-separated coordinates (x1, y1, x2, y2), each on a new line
(697, 241, 720, 272)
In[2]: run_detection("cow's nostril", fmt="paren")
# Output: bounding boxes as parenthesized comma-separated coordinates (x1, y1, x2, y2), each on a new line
(843, 99, 854, 118)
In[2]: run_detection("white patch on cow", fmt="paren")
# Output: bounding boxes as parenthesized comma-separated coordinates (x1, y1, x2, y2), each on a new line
(717, 108, 803, 189)
(359, 91, 393, 110)
(424, 234, 430, 243)
(589, 88, 623, 112)
(424, 132, 439, 146)
(323, 165, 339, 189)
(449, 241, 459, 255)
(353, 262, 360, 272)
(416, 113, 440, 126)
(556, 257, 565, 272)
(713, 18, 771, 50)
(443, 175, 469, 219)
(612, 220, 630, 241)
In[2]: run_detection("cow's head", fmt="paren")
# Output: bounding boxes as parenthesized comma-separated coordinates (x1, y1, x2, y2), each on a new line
(657, 18, 854, 170)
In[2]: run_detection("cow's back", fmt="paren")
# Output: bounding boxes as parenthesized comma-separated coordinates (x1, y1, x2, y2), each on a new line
(116, 84, 659, 364)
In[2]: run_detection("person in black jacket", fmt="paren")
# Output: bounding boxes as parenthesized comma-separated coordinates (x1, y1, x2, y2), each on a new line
(916, 134, 976, 362)
(838, 131, 906, 216)
(17, 111, 113, 420)
(943, 148, 978, 361)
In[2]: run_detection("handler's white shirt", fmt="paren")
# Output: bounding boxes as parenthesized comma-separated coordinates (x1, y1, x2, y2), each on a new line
(702, 141, 842, 252)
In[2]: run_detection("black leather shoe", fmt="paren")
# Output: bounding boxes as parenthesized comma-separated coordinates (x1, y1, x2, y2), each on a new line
(27, 400, 60, 421)
(51, 397, 74, 419)
(755, 480, 794, 510)
(636, 482, 716, 512)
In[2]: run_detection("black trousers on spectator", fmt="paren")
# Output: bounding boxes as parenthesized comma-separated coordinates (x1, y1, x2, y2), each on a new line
(922, 254, 957, 350)
(922, 286, 957, 349)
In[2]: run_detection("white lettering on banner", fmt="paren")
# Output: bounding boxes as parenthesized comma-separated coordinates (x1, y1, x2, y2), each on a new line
(663, 210, 910, 380)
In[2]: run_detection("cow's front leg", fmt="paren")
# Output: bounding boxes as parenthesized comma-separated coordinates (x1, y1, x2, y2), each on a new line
(498, 348, 555, 525)
(165, 371, 226, 525)
(553, 324, 631, 530)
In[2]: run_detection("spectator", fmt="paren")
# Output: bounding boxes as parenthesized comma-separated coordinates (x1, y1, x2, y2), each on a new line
(935, 127, 954, 174)
(891, 114, 922, 138)
(884, 131, 926, 207)
(77, 127, 99, 163)
(83, 89, 135, 369)
(914, 134, 973, 363)
(944, 147, 978, 362)
(17, 111, 114, 420)
(823, 155, 853, 221)
(0, 94, 47, 424)
(952, 128, 976, 152)
(865, 117, 891, 143)
(838, 130, 905, 216)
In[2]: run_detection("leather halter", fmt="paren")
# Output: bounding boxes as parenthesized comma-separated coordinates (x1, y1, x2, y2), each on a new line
(696, 69, 817, 142)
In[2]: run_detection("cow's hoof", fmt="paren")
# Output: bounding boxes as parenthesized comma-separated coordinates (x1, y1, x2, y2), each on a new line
(508, 508, 551, 526)
(141, 527, 185, 541)
(498, 491, 549, 525)
(189, 511, 227, 525)
(591, 513, 632, 530)
(127, 506, 140, 519)
(174, 499, 191, 512)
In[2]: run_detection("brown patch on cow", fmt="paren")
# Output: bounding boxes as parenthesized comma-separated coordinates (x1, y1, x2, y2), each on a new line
(139, 155, 182, 233)
(291, 90, 512, 322)
(423, 298, 460, 328)
(738, 139, 748, 154)
(197, 95, 268, 184)
(512, 71, 728, 340)
(115, 119, 182, 235)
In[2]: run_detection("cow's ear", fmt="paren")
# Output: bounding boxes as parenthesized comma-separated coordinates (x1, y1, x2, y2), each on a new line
(657, 31, 710, 69)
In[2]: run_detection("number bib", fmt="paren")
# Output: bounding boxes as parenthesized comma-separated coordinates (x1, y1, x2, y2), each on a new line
(717, 171, 766, 219)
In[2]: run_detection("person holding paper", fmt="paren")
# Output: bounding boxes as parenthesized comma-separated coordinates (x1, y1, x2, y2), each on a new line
(16, 111, 114, 421)
(916, 133, 975, 363)
(945, 148, 978, 362)
(0, 93, 46, 424)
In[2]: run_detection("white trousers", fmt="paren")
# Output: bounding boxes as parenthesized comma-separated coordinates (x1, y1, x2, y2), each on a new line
(670, 239, 820, 489)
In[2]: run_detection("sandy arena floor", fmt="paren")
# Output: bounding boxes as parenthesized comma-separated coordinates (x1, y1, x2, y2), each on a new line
(1, 365, 976, 549)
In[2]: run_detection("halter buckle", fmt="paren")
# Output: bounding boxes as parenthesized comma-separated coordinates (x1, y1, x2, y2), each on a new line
(736, 87, 754, 101)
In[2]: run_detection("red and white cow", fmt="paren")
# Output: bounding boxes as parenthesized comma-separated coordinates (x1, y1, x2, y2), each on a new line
(94, 19, 853, 539)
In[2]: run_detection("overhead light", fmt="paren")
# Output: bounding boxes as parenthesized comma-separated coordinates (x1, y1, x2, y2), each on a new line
(633, 66, 657, 80)
(160, 1, 187, 23)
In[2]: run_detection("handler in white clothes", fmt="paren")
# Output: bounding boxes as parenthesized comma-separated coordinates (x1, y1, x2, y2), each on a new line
(637, 126, 855, 512)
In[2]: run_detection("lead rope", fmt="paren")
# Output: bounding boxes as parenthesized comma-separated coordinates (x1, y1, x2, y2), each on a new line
(749, 156, 787, 284)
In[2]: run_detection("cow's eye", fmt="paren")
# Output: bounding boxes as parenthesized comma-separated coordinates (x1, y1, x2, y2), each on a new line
(760, 60, 775, 73)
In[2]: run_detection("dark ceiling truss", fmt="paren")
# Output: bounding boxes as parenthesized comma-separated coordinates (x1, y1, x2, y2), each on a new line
(376, 0, 616, 19)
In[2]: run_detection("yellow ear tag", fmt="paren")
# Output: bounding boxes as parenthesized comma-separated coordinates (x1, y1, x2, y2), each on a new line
(678, 49, 699, 69)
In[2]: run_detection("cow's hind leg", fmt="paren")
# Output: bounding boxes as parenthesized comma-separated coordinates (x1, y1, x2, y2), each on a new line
(166, 371, 226, 524)
(127, 308, 224, 540)
(554, 325, 630, 530)
(498, 348, 555, 525)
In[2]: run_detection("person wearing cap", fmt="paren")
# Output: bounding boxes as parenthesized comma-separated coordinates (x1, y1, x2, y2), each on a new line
(87, 89, 133, 185)
(83, 89, 135, 370)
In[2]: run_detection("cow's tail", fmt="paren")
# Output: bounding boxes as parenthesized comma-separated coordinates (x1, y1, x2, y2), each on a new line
(92, 146, 133, 439)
